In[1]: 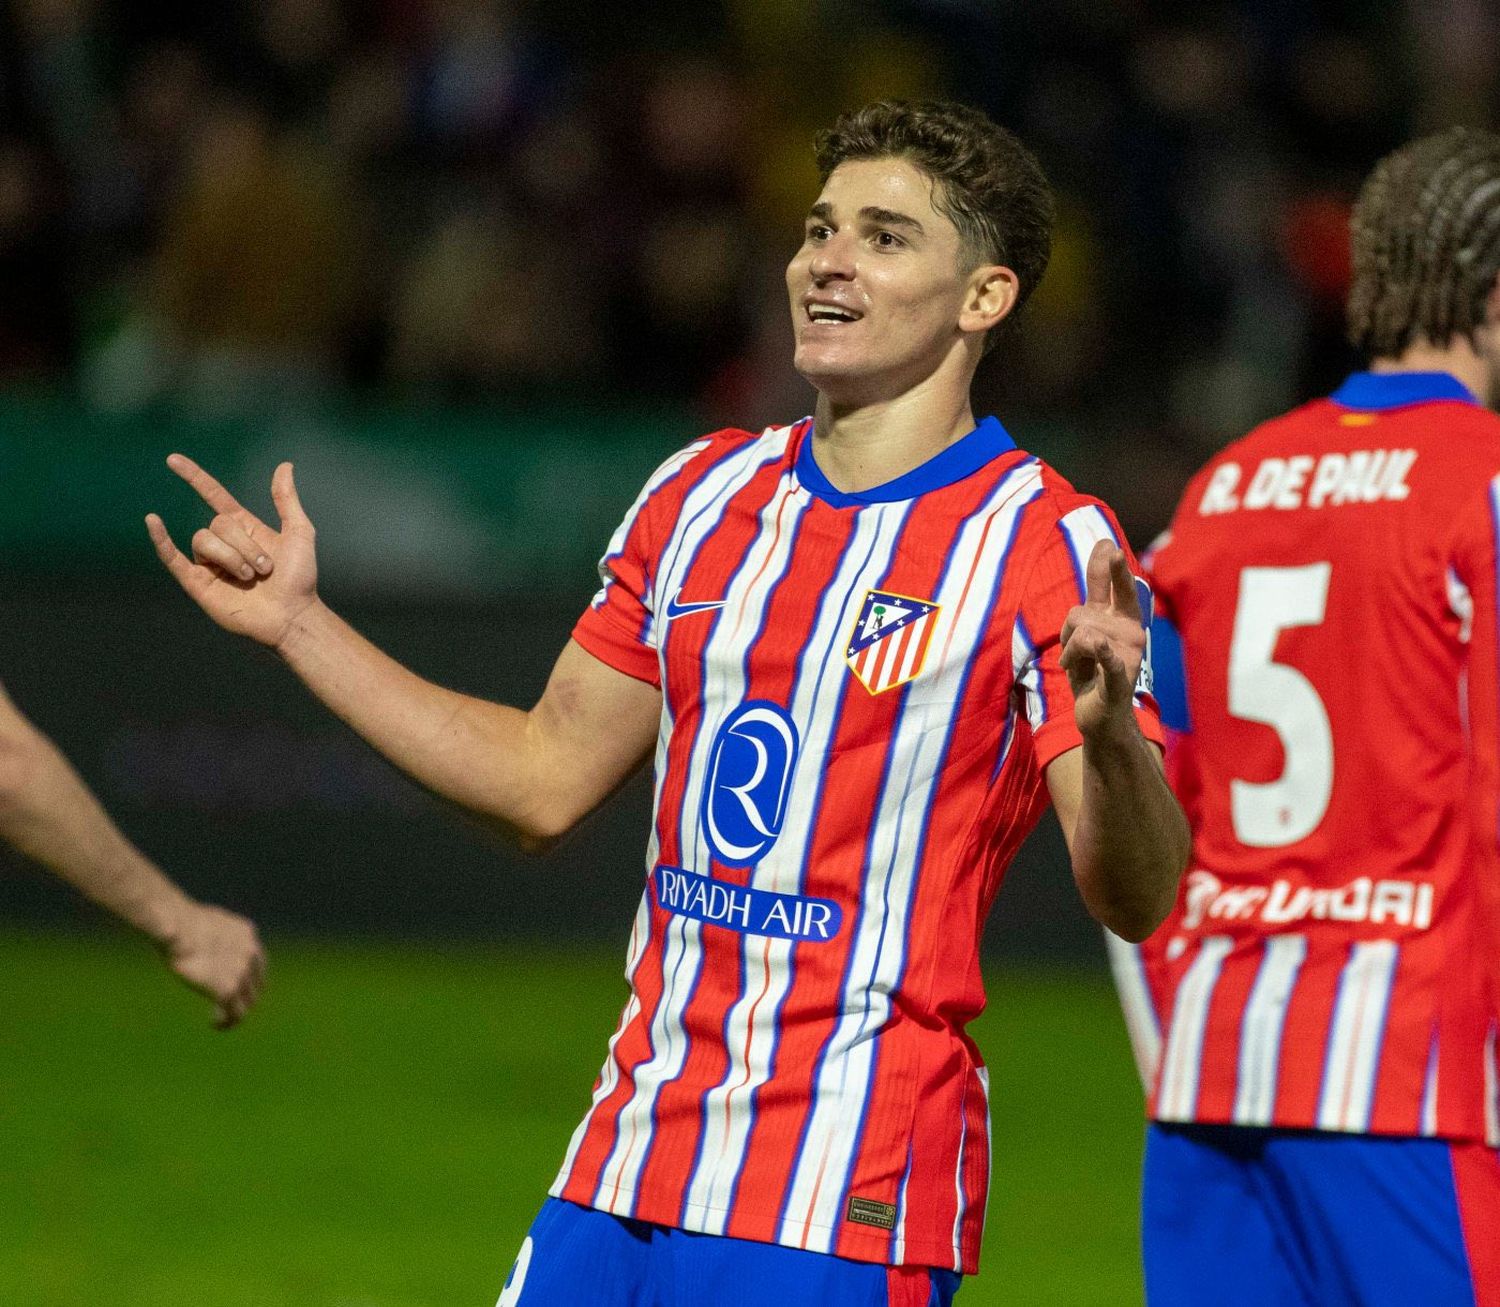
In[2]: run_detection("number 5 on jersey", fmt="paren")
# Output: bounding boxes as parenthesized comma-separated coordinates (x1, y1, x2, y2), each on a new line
(1228, 563, 1334, 847)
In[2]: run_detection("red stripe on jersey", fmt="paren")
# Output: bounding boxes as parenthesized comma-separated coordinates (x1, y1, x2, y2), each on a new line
(1194, 946, 1262, 1122)
(1452, 1141, 1500, 1306)
(886, 1265, 941, 1307)
(1266, 945, 1343, 1127)
(1367, 939, 1434, 1136)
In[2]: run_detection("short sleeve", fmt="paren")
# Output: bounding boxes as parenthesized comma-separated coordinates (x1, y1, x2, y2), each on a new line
(571, 439, 711, 687)
(1013, 498, 1165, 770)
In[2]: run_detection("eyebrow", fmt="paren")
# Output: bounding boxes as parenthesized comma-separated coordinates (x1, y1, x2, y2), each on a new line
(807, 202, 926, 236)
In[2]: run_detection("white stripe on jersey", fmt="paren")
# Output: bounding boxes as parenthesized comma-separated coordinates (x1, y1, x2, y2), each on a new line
(682, 501, 906, 1233)
(892, 1144, 915, 1266)
(975, 1066, 993, 1267)
(1232, 934, 1306, 1126)
(591, 438, 712, 615)
(1316, 940, 1399, 1132)
(1104, 933, 1161, 1093)
(1012, 617, 1046, 731)
(1485, 1024, 1499, 1148)
(1156, 936, 1234, 1121)
(591, 429, 794, 1211)
(779, 462, 1045, 1252)
(1421, 1032, 1440, 1138)
(1446, 566, 1474, 643)
(947, 1077, 970, 1272)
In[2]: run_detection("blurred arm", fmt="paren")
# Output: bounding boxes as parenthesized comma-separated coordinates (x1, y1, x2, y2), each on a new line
(0, 682, 264, 1026)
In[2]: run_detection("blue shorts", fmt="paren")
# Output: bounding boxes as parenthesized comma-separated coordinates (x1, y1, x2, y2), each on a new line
(495, 1198, 964, 1307)
(1142, 1122, 1500, 1306)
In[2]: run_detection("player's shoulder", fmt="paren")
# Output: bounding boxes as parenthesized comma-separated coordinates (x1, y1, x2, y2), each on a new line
(1013, 455, 1121, 536)
(637, 421, 797, 503)
(676, 421, 803, 477)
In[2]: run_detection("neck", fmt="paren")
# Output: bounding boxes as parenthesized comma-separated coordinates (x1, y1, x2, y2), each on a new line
(810, 367, 977, 495)
(1370, 337, 1492, 404)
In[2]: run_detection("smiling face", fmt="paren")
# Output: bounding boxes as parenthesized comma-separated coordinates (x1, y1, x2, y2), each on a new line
(785, 156, 1017, 406)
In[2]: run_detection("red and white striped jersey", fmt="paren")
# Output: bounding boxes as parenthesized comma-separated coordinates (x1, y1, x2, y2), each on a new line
(554, 415, 1161, 1273)
(1110, 371, 1500, 1146)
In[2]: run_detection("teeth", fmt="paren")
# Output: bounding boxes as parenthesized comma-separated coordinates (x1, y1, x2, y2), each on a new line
(809, 307, 856, 323)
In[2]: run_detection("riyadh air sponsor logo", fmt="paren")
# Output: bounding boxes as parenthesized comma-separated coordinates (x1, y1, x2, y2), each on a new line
(702, 701, 799, 866)
(1178, 869, 1434, 931)
(653, 865, 843, 941)
(846, 589, 940, 695)
(665, 588, 727, 621)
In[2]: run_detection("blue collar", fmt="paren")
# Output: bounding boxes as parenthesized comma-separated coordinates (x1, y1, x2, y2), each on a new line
(1330, 371, 1478, 410)
(794, 415, 1018, 508)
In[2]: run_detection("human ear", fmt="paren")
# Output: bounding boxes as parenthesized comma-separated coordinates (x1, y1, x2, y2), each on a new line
(959, 265, 1020, 336)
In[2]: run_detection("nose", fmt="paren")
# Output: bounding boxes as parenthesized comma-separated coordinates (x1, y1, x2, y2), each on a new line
(808, 231, 854, 284)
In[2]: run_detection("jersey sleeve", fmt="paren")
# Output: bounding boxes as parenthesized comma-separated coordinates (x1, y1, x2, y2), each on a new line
(571, 439, 712, 686)
(1013, 497, 1165, 771)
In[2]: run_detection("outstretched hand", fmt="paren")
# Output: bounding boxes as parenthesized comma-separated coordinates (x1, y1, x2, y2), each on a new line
(146, 455, 319, 649)
(1059, 539, 1148, 740)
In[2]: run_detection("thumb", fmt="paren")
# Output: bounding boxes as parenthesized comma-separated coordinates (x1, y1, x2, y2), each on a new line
(271, 462, 313, 534)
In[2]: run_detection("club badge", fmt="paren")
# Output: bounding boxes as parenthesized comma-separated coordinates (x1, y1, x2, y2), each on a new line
(846, 589, 941, 695)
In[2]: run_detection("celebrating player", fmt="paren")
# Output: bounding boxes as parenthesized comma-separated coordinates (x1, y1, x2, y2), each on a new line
(148, 100, 1188, 1304)
(0, 680, 263, 1027)
(1110, 127, 1500, 1305)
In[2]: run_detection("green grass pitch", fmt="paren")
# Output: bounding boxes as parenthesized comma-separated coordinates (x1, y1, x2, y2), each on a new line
(0, 933, 1147, 1305)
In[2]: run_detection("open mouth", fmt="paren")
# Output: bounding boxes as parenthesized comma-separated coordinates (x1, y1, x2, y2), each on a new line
(805, 303, 862, 325)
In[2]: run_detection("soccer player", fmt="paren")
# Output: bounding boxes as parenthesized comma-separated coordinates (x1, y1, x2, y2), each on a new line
(1110, 127, 1500, 1305)
(0, 679, 264, 1027)
(147, 100, 1188, 1304)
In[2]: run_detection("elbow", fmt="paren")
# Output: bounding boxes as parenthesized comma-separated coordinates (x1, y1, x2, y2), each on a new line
(504, 804, 581, 856)
(1085, 852, 1188, 944)
(1101, 894, 1174, 944)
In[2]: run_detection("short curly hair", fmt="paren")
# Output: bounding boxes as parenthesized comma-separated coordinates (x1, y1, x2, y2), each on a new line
(814, 99, 1055, 344)
(1348, 127, 1500, 359)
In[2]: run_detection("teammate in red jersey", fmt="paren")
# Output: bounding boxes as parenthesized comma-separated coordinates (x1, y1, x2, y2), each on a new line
(0, 680, 263, 1027)
(147, 100, 1188, 1304)
(1110, 128, 1500, 1305)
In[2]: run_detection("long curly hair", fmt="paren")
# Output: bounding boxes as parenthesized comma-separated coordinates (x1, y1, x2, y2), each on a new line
(1348, 127, 1500, 359)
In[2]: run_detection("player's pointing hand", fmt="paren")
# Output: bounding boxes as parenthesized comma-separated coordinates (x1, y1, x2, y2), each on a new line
(1058, 539, 1147, 740)
(146, 455, 320, 650)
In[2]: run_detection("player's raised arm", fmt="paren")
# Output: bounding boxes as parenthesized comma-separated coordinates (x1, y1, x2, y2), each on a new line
(1046, 539, 1190, 941)
(0, 681, 264, 1027)
(148, 456, 663, 847)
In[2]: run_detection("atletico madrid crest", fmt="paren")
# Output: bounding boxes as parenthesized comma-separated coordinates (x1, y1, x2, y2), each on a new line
(846, 589, 941, 695)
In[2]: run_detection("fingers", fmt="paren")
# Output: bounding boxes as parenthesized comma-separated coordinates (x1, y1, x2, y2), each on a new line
(271, 462, 314, 535)
(145, 513, 195, 584)
(211, 938, 266, 1031)
(167, 452, 252, 519)
(1109, 550, 1143, 623)
(191, 521, 268, 582)
(1084, 539, 1114, 604)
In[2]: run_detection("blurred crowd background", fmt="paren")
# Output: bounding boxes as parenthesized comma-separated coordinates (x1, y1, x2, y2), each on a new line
(1, 0, 1497, 948)
(2, 0, 1495, 524)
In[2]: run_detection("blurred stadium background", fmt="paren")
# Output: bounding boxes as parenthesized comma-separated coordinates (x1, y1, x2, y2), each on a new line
(1, 0, 1495, 1302)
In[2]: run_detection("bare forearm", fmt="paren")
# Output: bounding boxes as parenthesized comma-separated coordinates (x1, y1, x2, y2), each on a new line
(275, 600, 552, 836)
(0, 732, 191, 941)
(1070, 726, 1190, 942)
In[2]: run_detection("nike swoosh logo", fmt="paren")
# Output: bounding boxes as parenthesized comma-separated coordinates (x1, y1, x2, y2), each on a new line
(665, 591, 727, 621)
